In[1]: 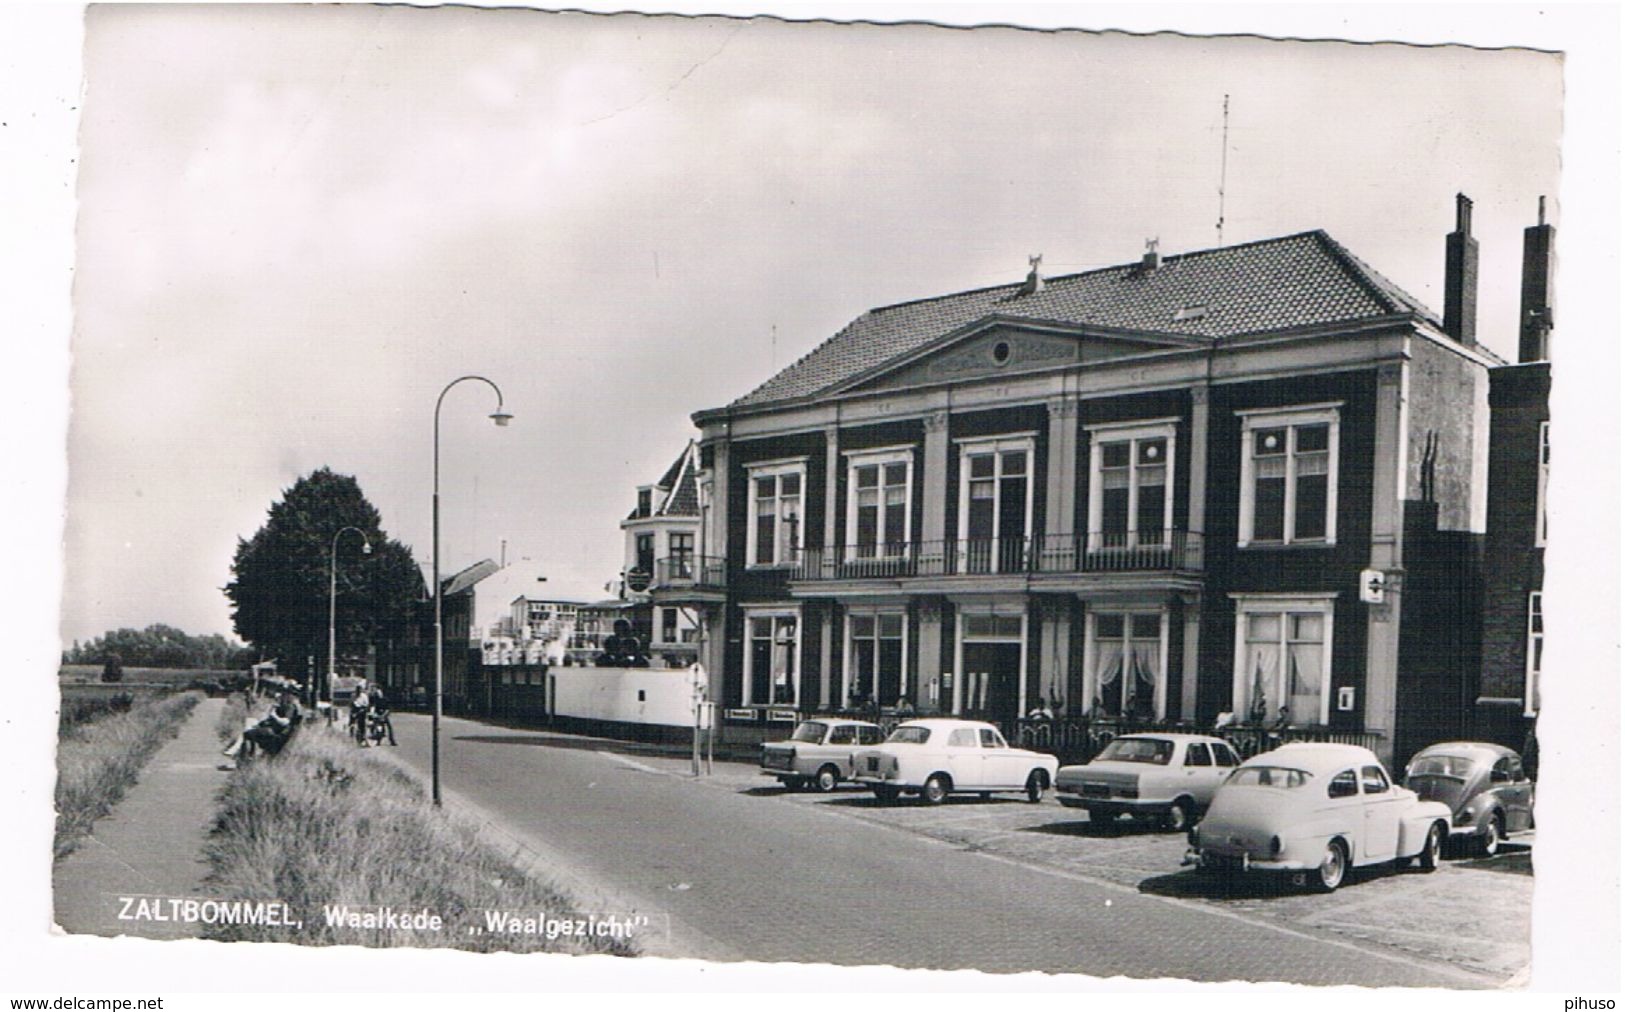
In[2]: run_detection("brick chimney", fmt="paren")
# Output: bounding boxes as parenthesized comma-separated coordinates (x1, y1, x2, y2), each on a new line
(1518, 196, 1555, 363)
(1443, 193, 1479, 346)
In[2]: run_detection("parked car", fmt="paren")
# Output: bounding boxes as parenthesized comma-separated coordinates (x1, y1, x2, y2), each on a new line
(1403, 741, 1535, 856)
(1186, 743, 1451, 891)
(851, 718, 1059, 804)
(760, 718, 885, 792)
(1055, 733, 1242, 832)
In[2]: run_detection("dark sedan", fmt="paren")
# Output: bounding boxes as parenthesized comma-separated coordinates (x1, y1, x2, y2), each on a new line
(1403, 742, 1534, 856)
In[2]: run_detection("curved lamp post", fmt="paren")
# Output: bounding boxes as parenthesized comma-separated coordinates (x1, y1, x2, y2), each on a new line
(327, 525, 373, 709)
(433, 375, 512, 806)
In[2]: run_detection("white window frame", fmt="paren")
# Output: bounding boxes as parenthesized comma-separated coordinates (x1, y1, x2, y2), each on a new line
(745, 458, 807, 569)
(1080, 608, 1170, 721)
(956, 435, 1036, 572)
(844, 447, 914, 559)
(1229, 593, 1337, 726)
(1536, 421, 1550, 548)
(742, 606, 802, 707)
(952, 605, 1029, 716)
(1525, 591, 1542, 717)
(1237, 403, 1342, 547)
(1084, 418, 1179, 551)
(842, 609, 909, 707)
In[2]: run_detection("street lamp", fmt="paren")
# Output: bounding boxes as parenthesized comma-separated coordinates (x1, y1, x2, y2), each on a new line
(327, 525, 373, 709)
(433, 375, 511, 806)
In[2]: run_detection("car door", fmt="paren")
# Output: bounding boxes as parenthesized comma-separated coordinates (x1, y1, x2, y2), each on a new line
(1497, 755, 1535, 833)
(824, 723, 856, 772)
(946, 726, 984, 787)
(1358, 763, 1404, 862)
(1181, 742, 1227, 805)
(980, 727, 1022, 786)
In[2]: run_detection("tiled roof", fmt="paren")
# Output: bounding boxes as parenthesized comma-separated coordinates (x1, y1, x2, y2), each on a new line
(626, 441, 701, 520)
(440, 559, 500, 598)
(727, 230, 1441, 410)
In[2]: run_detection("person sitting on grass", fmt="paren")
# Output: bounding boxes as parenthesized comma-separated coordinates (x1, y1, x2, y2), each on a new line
(221, 692, 302, 767)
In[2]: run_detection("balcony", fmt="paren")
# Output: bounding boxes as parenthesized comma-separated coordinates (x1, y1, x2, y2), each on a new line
(790, 530, 1204, 583)
(650, 555, 728, 602)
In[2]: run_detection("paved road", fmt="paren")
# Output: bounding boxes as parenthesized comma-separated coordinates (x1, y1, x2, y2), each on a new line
(383, 713, 1497, 986)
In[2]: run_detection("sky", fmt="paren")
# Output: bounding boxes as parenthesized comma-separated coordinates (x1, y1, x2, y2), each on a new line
(55, 5, 1570, 647)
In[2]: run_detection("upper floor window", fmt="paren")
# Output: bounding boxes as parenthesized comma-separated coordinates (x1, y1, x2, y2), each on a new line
(747, 460, 805, 567)
(1536, 421, 1550, 547)
(668, 531, 694, 578)
(636, 488, 652, 517)
(1086, 419, 1177, 550)
(1238, 404, 1341, 547)
(846, 449, 913, 559)
(1526, 591, 1543, 717)
(635, 533, 654, 575)
(957, 435, 1035, 573)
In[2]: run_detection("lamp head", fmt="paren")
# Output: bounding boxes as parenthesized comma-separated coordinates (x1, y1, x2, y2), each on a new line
(361, 540, 373, 555)
(489, 409, 513, 427)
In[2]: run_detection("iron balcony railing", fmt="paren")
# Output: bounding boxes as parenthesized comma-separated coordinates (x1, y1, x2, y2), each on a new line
(791, 530, 1204, 581)
(653, 555, 728, 592)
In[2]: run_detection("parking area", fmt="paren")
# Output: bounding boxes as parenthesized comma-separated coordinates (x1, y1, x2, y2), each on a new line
(626, 751, 1532, 982)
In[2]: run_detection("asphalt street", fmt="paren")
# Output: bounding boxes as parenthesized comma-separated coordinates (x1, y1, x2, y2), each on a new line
(382, 713, 1512, 986)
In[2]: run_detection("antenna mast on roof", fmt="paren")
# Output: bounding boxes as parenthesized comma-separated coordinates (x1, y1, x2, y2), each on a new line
(1216, 94, 1230, 246)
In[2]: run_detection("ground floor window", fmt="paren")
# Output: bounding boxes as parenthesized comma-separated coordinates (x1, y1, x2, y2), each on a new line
(1084, 610, 1165, 720)
(1231, 595, 1335, 725)
(955, 610, 1026, 719)
(846, 611, 906, 708)
(744, 610, 800, 706)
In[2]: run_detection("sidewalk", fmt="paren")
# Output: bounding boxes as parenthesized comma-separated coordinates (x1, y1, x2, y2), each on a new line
(53, 695, 228, 939)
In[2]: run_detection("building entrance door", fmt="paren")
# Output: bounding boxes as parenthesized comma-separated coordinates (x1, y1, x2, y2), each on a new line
(961, 642, 1022, 721)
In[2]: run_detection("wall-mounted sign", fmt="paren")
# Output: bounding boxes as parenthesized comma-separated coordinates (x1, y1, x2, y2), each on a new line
(768, 709, 799, 722)
(1337, 686, 1357, 712)
(1359, 568, 1386, 604)
(725, 708, 756, 721)
(625, 567, 652, 593)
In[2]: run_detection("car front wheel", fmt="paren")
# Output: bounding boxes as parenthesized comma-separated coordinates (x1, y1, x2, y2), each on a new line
(1314, 839, 1348, 892)
(921, 773, 950, 805)
(1480, 813, 1503, 857)
(813, 766, 840, 793)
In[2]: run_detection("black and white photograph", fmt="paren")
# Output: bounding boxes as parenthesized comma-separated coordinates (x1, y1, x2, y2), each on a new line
(4, 1, 1619, 1002)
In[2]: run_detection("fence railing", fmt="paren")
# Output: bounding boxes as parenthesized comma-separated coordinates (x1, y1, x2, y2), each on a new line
(1003, 717, 1384, 765)
(653, 555, 727, 591)
(792, 531, 1203, 581)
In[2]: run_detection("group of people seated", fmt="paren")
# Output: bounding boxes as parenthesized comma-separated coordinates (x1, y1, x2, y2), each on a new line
(220, 690, 303, 769)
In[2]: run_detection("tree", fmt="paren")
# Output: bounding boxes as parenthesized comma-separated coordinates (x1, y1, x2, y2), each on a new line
(224, 468, 425, 694)
(64, 625, 258, 669)
(101, 652, 123, 683)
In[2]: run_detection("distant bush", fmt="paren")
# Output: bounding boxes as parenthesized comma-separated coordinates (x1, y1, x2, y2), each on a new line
(101, 654, 123, 683)
(58, 693, 136, 735)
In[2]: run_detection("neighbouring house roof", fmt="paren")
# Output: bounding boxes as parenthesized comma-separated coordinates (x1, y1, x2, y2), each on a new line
(626, 441, 701, 521)
(721, 230, 1444, 412)
(439, 559, 500, 598)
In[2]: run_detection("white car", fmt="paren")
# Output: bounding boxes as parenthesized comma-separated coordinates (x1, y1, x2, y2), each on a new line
(1187, 743, 1452, 891)
(759, 718, 885, 792)
(852, 718, 1060, 804)
(1055, 733, 1242, 832)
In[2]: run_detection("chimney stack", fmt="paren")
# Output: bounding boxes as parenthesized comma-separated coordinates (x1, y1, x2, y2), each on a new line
(1140, 237, 1161, 272)
(1518, 195, 1555, 363)
(1443, 193, 1479, 346)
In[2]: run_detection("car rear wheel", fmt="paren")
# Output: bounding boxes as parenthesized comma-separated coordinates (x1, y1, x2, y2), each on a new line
(1480, 813, 1503, 857)
(921, 773, 950, 805)
(1419, 822, 1444, 871)
(1024, 770, 1048, 803)
(1314, 839, 1348, 892)
(1164, 797, 1195, 833)
(813, 766, 840, 793)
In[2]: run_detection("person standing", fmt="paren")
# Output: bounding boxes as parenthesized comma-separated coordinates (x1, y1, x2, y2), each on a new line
(368, 683, 398, 746)
(350, 681, 371, 745)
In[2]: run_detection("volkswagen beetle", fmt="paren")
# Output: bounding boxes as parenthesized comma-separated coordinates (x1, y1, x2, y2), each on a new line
(1404, 741, 1535, 856)
(1186, 743, 1451, 891)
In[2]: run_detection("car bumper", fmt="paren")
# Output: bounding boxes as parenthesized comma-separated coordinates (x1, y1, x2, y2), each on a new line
(1183, 848, 1307, 873)
(1057, 795, 1163, 815)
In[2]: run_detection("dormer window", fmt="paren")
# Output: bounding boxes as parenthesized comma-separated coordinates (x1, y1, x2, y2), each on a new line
(637, 489, 652, 517)
(1173, 304, 1208, 322)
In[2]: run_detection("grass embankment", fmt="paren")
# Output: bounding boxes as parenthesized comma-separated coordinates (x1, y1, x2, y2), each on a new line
(54, 691, 201, 860)
(216, 693, 251, 744)
(203, 728, 635, 955)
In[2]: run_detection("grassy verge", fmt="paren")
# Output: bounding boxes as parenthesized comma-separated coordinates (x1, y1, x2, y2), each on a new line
(202, 727, 635, 955)
(216, 693, 251, 744)
(54, 691, 201, 860)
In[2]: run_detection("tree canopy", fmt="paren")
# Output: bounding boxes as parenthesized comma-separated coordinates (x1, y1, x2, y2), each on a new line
(224, 468, 425, 679)
(63, 624, 256, 669)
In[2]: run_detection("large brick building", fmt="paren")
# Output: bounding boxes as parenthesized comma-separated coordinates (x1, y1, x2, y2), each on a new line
(658, 201, 1501, 765)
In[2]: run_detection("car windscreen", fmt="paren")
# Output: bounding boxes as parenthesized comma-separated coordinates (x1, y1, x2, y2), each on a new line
(1407, 754, 1474, 779)
(790, 722, 828, 744)
(1096, 738, 1174, 765)
(886, 726, 932, 745)
(1225, 766, 1311, 789)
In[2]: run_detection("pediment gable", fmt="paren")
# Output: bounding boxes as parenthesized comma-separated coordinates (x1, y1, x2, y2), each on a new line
(839, 318, 1203, 395)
